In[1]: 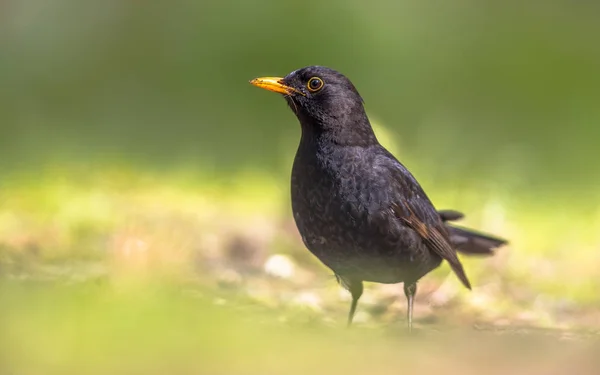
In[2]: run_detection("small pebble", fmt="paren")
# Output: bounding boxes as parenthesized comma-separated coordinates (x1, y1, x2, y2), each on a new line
(264, 254, 295, 279)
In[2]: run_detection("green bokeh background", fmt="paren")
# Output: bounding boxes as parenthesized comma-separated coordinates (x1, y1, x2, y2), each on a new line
(3, 1, 599, 191)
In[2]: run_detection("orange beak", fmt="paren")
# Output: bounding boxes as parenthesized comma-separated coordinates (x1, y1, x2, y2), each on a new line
(249, 77, 305, 96)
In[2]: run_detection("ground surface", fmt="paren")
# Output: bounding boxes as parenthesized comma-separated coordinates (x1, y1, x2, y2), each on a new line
(1, 167, 599, 374)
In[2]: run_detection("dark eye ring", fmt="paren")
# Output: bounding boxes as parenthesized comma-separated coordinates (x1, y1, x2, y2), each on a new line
(307, 77, 324, 92)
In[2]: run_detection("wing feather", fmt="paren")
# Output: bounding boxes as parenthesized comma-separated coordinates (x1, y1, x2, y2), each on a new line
(391, 202, 472, 290)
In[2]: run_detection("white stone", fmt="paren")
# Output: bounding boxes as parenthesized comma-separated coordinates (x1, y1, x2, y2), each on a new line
(264, 254, 295, 279)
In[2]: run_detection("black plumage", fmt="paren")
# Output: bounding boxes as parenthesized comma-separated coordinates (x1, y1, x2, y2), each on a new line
(250, 66, 507, 330)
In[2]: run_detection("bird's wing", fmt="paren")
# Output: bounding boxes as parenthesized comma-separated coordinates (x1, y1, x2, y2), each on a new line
(392, 201, 471, 289)
(381, 154, 471, 290)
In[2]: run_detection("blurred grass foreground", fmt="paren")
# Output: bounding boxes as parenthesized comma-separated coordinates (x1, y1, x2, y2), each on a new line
(1, 163, 600, 374)
(2, 0, 600, 374)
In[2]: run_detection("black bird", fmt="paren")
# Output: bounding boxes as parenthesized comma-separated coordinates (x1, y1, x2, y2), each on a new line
(250, 66, 507, 330)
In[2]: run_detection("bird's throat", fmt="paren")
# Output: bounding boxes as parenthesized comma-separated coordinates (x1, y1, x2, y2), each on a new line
(298, 116, 379, 148)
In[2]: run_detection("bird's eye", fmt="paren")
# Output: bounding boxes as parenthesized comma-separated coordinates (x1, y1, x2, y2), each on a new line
(307, 77, 324, 92)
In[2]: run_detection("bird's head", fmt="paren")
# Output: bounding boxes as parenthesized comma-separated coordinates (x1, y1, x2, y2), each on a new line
(250, 66, 376, 145)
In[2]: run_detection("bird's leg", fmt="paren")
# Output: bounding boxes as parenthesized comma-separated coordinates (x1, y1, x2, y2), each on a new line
(346, 279, 364, 328)
(403, 282, 417, 332)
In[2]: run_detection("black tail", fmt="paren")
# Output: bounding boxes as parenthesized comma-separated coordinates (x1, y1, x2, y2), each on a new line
(438, 209, 508, 256)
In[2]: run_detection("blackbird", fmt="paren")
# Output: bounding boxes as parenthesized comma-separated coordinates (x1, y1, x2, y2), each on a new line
(250, 66, 507, 330)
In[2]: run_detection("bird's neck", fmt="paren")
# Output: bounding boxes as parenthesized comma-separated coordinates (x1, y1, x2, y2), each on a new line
(298, 112, 379, 148)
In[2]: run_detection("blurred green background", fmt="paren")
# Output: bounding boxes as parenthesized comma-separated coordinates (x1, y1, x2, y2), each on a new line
(1, 0, 600, 373)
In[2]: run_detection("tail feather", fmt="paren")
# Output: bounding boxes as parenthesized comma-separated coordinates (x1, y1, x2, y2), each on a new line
(438, 209, 464, 222)
(438, 209, 508, 256)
